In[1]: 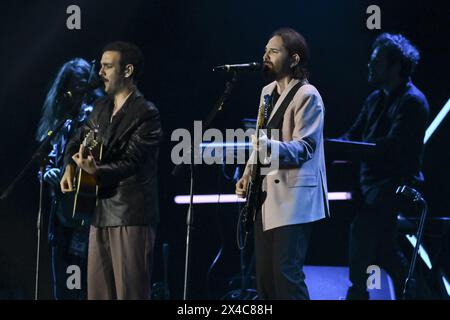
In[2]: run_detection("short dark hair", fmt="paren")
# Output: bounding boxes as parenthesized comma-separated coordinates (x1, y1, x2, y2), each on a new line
(102, 41, 144, 82)
(272, 28, 310, 80)
(372, 33, 420, 78)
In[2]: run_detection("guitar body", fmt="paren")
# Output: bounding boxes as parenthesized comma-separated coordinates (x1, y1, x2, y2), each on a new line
(241, 172, 263, 233)
(56, 175, 96, 226)
(57, 129, 102, 223)
(72, 133, 102, 221)
(72, 167, 99, 221)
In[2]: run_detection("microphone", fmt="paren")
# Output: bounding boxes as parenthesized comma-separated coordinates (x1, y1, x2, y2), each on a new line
(213, 62, 261, 72)
(63, 77, 103, 99)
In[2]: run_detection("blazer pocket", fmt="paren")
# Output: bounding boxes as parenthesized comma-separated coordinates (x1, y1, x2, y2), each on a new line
(287, 174, 318, 187)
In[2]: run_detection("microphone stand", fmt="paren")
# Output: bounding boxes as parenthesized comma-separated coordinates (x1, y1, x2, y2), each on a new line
(178, 72, 240, 300)
(1, 61, 97, 300)
(1, 116, 73, 300)
(35, 163, 45, 300)
(396, 186, 428, 300)
(403, 198, 428, 300)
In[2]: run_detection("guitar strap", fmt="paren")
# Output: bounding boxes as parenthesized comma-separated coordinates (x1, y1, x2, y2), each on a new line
(265, 80, 306, 138)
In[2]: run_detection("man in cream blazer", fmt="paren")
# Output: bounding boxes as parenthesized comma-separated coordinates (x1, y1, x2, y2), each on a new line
(236, 28, 329, 300)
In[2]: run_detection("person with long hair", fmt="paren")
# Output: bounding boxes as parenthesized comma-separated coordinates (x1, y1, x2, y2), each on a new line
(236, 28, 329, 299)
(36, 58, 103, 299)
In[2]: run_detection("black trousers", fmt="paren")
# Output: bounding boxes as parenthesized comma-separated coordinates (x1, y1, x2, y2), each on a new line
(254, 211, 313, 300)
(348, 184, 409, 299)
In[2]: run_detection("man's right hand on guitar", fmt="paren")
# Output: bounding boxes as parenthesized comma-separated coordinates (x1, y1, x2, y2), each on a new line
(235, 175, 249, 198)
(60, 165, 75, 193)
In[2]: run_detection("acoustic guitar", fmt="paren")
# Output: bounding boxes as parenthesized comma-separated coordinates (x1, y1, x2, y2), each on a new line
(58, 129, 103, 223)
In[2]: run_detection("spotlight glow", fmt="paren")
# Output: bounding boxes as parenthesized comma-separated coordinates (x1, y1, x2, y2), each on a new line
(424, 98, 450, 144)
(443, 275, 450, 297)
(405, 234, 432, 269)
(174, 192, 352, 204)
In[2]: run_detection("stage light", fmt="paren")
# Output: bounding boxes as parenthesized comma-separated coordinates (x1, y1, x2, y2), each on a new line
(174, 192, 352, 204)
(174, 194, 245, 204)
(424, 98, 450, 144)
(405, 234, 432, 269)
(442, 275, 450, 297)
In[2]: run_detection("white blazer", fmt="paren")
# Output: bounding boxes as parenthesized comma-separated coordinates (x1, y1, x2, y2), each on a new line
(245, 78, 330, 231)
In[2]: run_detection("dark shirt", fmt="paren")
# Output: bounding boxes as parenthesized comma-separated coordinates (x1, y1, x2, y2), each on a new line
(271, 89, 280, 111)
(342, 81, 429, 194)
(64, 91, 162, 227)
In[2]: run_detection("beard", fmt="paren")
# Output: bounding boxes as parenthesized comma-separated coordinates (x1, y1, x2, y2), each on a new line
(261, 63, 277, 81)
(262, 61, 292, 82)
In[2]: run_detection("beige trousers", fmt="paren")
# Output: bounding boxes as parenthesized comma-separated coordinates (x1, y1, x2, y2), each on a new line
(87, 225, 155, 300)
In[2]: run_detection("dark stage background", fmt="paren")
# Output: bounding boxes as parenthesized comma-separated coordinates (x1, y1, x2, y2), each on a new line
(0, 0, 449, 299)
